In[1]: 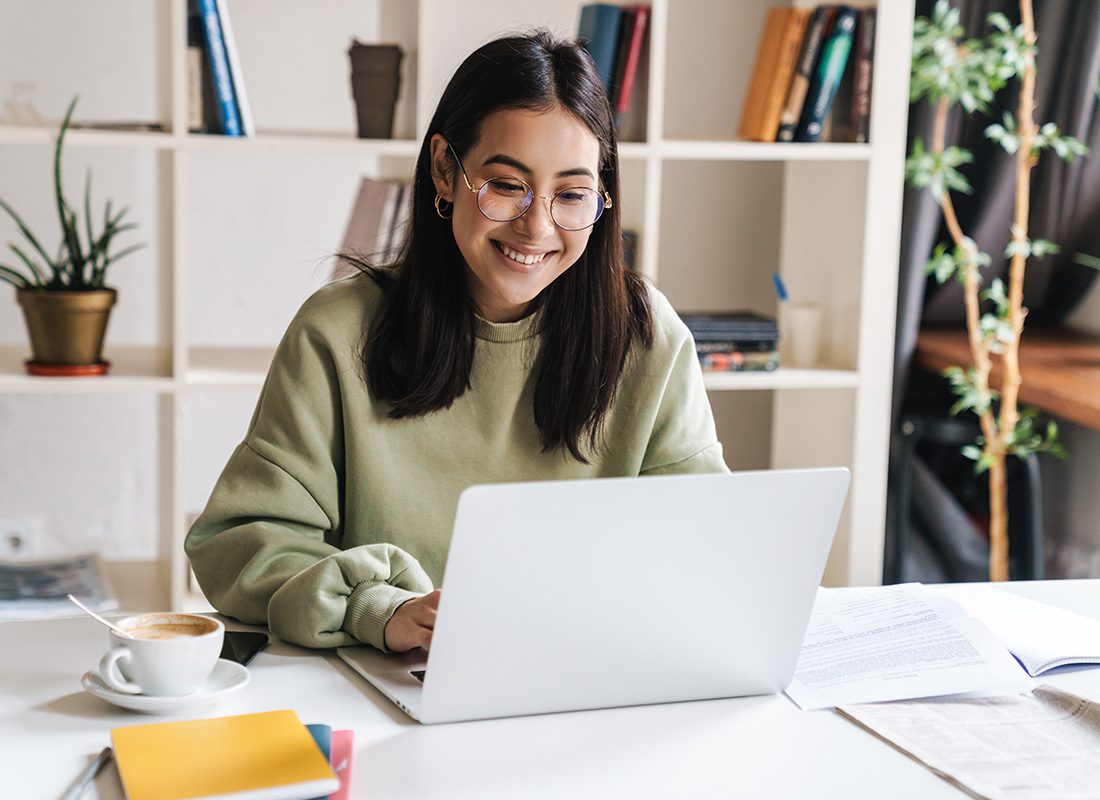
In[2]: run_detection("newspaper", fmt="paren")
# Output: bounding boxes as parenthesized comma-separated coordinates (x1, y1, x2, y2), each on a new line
(838, 685, 1100, 800)
(0, 552, 118, 619)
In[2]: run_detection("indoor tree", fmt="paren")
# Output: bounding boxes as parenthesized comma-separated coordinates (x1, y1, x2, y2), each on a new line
(905, 0, 1090, 581)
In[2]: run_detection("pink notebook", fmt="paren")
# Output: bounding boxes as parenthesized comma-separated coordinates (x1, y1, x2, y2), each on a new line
(328, 729, 355, 800)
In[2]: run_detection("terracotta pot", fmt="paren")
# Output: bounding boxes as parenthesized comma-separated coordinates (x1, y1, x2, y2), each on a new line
(16, 288, 117, 368)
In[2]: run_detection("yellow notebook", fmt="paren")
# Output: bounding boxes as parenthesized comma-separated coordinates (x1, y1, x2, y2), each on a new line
(111, 710, 340, 800)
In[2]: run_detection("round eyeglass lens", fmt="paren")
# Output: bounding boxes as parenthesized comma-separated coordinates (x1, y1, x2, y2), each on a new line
(551, 188, 604, 231)
(477, 179, 533, 222)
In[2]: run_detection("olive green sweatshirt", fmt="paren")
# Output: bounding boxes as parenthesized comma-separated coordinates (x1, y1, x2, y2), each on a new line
(185, 274, 727, 650)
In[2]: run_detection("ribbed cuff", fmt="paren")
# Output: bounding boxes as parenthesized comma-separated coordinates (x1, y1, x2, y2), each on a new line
(343, 582, 422, 652)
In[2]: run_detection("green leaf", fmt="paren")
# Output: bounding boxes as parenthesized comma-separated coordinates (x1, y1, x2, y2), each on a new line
(1030, 239, 1061, 258)
(54, 97, 80, 283)
(0, 196, 57, 271)
(83, 169, 95, 261)
(1073, 253, 1100, 270)
(987, 12, 1011, 33)
(0, 263, 32, 288)
(8, 242, 46, 287)
(961, 444, 982, 461)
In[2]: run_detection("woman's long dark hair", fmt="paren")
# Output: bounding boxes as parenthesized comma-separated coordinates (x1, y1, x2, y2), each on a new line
(349, 30, 653, 462)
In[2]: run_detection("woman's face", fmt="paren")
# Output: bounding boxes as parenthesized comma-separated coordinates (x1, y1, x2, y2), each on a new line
(431, 106, 604, 323)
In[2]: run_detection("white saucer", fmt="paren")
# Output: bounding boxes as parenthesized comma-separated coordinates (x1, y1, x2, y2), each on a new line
(81, 658, 250, 714)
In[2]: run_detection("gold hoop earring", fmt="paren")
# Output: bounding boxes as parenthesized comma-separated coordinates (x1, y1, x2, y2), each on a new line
(434, 193, 453, 220)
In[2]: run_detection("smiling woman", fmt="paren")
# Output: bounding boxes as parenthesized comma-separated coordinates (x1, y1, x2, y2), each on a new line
(432, 107, 604, 322)
(185, 31, 729, 657)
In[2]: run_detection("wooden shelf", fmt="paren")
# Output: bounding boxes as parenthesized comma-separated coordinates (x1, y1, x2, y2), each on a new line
(916, 327, 1100, 431)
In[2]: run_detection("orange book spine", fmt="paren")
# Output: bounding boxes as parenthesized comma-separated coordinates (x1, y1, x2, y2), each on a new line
(738, 8, 811, 142)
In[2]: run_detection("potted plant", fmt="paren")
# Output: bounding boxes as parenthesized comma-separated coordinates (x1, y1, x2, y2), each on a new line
(0, 97, 143, 376)
(906, 1, 1091, 580)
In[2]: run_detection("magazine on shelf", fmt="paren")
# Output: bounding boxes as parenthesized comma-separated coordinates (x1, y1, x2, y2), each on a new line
(0, 552, 118, 620)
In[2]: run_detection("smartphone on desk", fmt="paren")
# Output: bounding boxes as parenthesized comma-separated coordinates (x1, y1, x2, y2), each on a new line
(220, 631, 268, 666)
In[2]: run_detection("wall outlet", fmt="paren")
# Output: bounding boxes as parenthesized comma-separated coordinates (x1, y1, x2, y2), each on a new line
(0, 518, 43, 559)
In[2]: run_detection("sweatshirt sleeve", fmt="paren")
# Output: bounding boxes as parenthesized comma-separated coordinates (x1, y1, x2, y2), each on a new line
(185, 300, 433, 651)
(639, 297, 730, 476)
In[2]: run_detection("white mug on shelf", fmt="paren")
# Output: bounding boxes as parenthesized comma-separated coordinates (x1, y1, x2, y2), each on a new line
(95, 612, 224, 696)
(781, 302, 824, 369)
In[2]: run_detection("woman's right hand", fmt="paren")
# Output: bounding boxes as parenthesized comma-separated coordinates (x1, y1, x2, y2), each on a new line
(384, 589, 440, 652)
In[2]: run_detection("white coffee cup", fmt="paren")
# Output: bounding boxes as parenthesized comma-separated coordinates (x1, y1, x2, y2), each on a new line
(95, 612, 224, 696)
(780, 302, 825, 368)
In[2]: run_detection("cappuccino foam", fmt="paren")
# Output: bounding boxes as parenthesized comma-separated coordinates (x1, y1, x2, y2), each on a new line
(126, 623, 208, 640)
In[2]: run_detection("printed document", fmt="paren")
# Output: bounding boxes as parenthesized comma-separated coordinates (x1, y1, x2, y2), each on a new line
(785, 584, 1027, 710)
(838, 684, 1100, 800)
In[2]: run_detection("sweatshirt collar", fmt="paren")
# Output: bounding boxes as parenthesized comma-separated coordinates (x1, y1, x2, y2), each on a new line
(473, 310, 542, 343)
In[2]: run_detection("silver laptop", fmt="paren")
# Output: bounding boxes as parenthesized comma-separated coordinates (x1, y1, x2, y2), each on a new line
(337, 468, 849, 724)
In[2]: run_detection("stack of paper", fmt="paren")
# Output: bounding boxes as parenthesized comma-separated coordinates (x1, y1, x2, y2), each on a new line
(785, 583, 1100, 710)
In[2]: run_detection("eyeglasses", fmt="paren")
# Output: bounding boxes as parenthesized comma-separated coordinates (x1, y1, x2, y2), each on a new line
(447, 142, 612, 231)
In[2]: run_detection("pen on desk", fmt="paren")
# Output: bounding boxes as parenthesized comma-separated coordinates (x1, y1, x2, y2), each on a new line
(60, 746, 112, 800)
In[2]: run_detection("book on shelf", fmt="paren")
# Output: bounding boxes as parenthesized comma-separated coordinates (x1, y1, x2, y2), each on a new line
(333, 177, 410, 281)
(609, 5, 650, 134)
(737, 7, 811, 142)
(111, 710, 340, 800)
(699, 349, 779, 373)
(851, 8, 876, 143)
(578, 4, 623, 96)
(794, 6, 858, 143)
(379, 181, 410, 264)
(196, 0, 243, 136)
(214, 0, 254, 137)
(822, 7, 875, 143)
(186, 1, 205, 132)
(776, 6, 835, 142)
(681, 312, 779, 373)
(0, 552, 117, 620)
(679, 311, 779, 339)
(621, 228, 638, 271)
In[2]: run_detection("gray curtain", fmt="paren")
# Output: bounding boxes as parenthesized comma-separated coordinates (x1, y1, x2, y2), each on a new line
(886, 0, 1100, 582)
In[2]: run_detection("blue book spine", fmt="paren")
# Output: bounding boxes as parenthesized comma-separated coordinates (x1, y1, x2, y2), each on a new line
(196, 0, 242, 136)
(794, 7, 858, 143)
(578, 4, 623, 95)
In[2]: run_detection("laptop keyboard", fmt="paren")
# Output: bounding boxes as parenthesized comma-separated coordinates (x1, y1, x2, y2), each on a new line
(410, 670, 426, 683)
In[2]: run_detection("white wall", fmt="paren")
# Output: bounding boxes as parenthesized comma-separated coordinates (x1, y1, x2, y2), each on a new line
(0, 0, 382, 559)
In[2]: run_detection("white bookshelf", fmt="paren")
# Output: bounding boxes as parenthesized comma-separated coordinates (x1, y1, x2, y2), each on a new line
(0, 0, 912, 609)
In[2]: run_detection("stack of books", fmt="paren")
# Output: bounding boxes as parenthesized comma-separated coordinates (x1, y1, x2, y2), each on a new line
(738, 5, 876, 144)
(331, 176, 413, 280)
(111, 710, 353, 800)
(680, 312, 779, 373)
(577, 4, 650, 138)
(187, 0, 253, 137)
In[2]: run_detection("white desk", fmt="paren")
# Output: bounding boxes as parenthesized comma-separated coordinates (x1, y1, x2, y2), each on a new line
(3, 580, 1099, 800)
